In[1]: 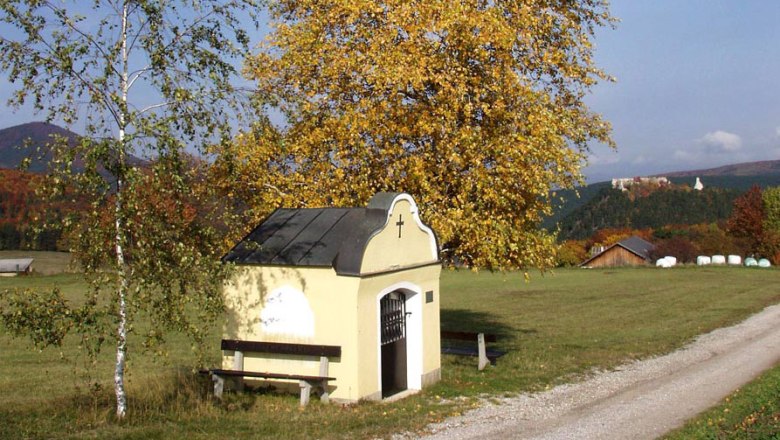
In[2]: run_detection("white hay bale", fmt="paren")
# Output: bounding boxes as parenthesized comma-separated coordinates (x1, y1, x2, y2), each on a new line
(727, 255, 742, 265)
(745, 257, 758, 267)
(758, 258, 771, 268)
(664, 256, 677, 266)
(697, 256, 711, 265)
(711, 255, 726, 265)
(656, 258, 672, 268)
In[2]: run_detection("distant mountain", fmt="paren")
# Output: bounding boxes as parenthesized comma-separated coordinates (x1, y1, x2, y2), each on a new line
(0, 122, 80, 172)
(658, 160, 780, 177)
(0, 122, 147, 173)
(555, 186, 740, 240)
(545, 160, 780, 232)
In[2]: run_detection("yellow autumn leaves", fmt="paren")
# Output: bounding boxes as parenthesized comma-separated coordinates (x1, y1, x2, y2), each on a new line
(213, 0, 615, 270)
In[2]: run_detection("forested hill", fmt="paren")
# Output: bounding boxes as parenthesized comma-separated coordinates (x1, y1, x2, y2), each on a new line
(0, 122, 147, 172)
(0, 122, 148, 251)
(556, 186, 741, 240)
(0, 122, 80, 172)
(545, 173, 780, 232)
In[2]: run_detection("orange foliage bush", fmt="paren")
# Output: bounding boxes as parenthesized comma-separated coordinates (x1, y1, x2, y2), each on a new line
(556, 240, 588, 267)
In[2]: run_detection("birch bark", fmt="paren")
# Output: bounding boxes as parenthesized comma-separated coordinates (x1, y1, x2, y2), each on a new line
(114, 1, 129, 419)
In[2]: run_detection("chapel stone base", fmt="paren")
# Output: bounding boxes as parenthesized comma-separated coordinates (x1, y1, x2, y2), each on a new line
(421, 368, 441, 388)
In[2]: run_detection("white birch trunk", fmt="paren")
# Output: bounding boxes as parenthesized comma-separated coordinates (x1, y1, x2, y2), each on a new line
(114, 2, 130, 420)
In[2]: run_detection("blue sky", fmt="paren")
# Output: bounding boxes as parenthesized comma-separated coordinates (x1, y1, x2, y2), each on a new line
(2, 1, 779, 184)
(584, 0, 780, 182)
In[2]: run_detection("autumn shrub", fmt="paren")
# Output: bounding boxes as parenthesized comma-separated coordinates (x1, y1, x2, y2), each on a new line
(652, 225, 688, 240)
(650, 236, 698, 263)
(653, 223, 751, 258)
(726, 185, 764, 253)
(757, 229, 780, 265)
(556, 240, 588, 267)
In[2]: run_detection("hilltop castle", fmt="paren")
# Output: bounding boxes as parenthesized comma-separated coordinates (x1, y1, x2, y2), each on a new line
(611, 176, 669, 191)
(611, 176, 704, 191)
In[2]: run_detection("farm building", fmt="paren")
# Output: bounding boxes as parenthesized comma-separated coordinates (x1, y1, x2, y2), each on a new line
(219, 192, 441, 403)
(0, 258, 33, 276)
(580, 236, 654, 268)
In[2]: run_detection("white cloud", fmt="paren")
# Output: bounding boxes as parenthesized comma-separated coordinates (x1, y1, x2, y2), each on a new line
(670, 130, 750, 167)
(698, 130, 742, 152)
(672, 150, 694, 161)
(631, 155, 649, 165)
(587, 153, 620, 166)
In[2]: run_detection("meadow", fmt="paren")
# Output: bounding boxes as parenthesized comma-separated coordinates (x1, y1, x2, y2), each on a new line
(1, 264, 778, 439)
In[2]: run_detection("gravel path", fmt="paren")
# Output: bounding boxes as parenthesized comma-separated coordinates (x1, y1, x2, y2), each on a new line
(414, 304, 780, 440)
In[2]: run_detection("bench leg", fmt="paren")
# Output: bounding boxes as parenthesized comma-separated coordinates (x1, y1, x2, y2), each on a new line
(318, 356, 330, 404)
(319, 380, 330, 404)
(232, 351, 245, 392)
(300, 379, 330, 405)
(477, 333, 490, 371)
(299, 380, 312, 406)
(212, 374, 225, 399)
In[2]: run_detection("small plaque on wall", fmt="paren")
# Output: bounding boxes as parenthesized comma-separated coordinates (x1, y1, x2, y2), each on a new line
(425, 290, 434, 303)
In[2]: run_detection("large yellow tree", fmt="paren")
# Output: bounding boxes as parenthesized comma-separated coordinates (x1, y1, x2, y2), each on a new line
(217, 0, 615, 270)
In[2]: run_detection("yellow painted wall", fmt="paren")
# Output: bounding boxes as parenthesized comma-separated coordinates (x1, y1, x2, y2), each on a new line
(222, 265, 363, 401)
(222, 263, 441, 402)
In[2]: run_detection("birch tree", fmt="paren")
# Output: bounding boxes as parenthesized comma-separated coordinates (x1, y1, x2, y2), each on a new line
(0, 0, 260, 418)
(214, 0, 615, 270)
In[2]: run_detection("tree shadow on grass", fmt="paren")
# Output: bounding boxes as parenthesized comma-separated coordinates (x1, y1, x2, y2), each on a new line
(441, 308, 537, 351)
(62, 369, 279, 422)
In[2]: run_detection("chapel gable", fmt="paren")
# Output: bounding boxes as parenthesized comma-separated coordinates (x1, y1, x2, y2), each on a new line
(222, 192, 439, 276)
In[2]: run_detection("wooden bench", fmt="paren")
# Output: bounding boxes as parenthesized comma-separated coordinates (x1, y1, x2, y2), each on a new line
(208, 339, 341, 406)
(440, 330, 506, 370)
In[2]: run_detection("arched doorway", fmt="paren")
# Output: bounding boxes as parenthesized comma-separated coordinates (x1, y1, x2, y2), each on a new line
(380, 291, 407, 397)
(376, 283, 423, 399)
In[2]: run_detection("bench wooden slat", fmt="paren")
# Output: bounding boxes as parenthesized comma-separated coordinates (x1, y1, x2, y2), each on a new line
(210, 368, 335, 382)
(441, 347, 507, 360)
(221, 339, 342, 358)
(441, 330, 498, 343)
(441, 331, 506, 370)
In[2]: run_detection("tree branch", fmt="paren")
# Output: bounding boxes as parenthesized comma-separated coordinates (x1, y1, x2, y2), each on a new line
(42, 1, 122, 81)
(137, 101, 173, 115)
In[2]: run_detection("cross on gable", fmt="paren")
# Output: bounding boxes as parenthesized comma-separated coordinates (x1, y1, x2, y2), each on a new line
(396, 214, 405, 238)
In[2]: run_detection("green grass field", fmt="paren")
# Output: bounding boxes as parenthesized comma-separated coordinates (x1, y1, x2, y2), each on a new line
(1, 266, 778, 439)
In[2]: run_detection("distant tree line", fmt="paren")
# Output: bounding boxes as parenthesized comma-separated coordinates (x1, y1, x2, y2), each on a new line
(0, 223, 62, 251)
(557, 186, 740, 240)
(0, 169, 66, 251)
(545, 174, 780, 230)
(556, 184, 780, 267)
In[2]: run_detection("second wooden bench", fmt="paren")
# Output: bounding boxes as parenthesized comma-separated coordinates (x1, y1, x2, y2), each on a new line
(440, 330, 506, 370)
(208, 339, 341, 405)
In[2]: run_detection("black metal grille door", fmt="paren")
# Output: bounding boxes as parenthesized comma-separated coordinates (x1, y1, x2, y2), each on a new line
(380, 292, 406, 345)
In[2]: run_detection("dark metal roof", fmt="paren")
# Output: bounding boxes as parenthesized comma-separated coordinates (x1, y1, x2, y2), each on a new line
(223, 192, 435, 276)
(579, 235, 654, 267)
(617, 236, 654, 259)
